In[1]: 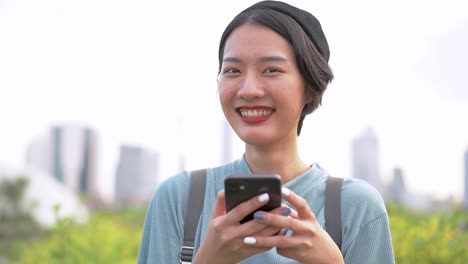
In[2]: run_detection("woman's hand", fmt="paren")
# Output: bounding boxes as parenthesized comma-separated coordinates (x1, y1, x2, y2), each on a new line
(241, 187, 344, 264)
(248, 204, 298, 237)
(193, 190, 276, 264)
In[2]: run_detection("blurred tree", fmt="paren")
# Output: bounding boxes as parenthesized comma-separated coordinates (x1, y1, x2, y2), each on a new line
(9, 208, 145, 263)
(387, 203, 468, 263)
(0, 176, 31, 221)
(0, 176, 39, 261)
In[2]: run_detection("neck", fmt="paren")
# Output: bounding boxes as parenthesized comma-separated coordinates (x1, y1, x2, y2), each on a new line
(244, 139, 310, 183)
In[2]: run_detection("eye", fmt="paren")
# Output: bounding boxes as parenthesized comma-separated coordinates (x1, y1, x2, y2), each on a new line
(263, 67, 281, 74)
(223, 68, 241, 74)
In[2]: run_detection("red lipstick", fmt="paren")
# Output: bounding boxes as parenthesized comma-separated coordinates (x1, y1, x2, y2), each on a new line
(236, 106, 274, 124)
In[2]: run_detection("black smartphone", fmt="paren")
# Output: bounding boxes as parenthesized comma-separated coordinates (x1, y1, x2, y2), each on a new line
(224, 173, 282, 224)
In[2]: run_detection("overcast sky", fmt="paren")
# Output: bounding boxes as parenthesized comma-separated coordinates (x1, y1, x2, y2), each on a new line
(1, 0, 467, 201)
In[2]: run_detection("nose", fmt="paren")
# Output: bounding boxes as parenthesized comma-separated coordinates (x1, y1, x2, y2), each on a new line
(237, 71, 266, 100)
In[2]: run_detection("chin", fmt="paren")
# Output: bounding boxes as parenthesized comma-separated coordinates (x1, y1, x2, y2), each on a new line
(236, 130, 276, 146)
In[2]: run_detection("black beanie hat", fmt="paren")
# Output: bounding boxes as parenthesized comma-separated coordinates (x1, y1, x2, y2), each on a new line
(241, 0, 330, 62)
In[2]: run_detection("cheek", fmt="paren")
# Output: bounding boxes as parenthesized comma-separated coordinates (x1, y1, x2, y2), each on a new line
(218, 82, 236, 106)
(218, 88, 228, 107)
(278, 89, 306, 116)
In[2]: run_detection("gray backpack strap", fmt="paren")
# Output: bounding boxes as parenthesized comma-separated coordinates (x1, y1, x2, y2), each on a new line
(180, 169, 207, 264)
(325, 176, 344, 250)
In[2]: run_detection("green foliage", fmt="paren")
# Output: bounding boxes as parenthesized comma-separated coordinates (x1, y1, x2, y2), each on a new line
(4, 202, 468, 263)
(8, 208, 145, 264)
(387, 204, 468, 264)
(0, 176, 34, 221)
(0, 176, 40, 259)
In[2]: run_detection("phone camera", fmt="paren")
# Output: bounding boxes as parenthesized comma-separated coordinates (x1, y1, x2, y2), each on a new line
(227, 181, 247, 193)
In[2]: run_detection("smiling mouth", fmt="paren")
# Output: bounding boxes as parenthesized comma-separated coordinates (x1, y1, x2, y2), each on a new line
(236, 107, 275, 117)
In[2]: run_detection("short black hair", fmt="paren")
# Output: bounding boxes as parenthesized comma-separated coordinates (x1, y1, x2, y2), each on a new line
(218, 6, 334, 135)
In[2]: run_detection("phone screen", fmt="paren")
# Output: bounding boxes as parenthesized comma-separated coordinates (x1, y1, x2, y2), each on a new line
(224, 174, 282, 223)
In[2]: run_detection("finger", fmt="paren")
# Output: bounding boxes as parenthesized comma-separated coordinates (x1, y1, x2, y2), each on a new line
(278, 204, 299, 218)
(281, 187, 315, 220)
(277, 228, 288, 236)
(240, 245, 273, 257)
(243, 234, 300, 249)
(247, 206, 291, 236)
(235, 216, 271, 236)
(289, 208, 299, 218)
(211, 190, 226, 218)
(226, 193, 270, 224)
(252, 210, 303, 232)
(248, 223, 282, 237)
(268, 205, 293, 216)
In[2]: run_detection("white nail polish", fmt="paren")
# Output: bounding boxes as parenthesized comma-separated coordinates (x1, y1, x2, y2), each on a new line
(244, 237, 256, 245)
(258, 193, 269, 202)
(282, 187, 290, 196)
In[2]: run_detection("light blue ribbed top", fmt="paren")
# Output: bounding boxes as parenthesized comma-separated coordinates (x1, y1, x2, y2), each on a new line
(137, 157, 395, 263)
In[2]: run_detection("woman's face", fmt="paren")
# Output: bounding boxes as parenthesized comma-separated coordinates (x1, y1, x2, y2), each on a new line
(218, 23, 308, 147)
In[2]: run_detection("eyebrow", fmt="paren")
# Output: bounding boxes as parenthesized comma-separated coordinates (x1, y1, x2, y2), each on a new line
(222, 56, 288, 63)
(258, 56, 288, 63)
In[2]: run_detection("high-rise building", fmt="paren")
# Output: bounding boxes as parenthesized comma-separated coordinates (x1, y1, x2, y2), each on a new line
(351, 127, 383, 193)
(464, 148, 468, 209)
(26, 125, 99, 198)
(388, 167, 406, 203)
(115, 145, 159, 205)
(26, 135, 51, 174)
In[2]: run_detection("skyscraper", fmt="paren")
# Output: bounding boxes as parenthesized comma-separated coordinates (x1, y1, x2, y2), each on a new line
(351, 127, 383, 193)
(26, 125, 99, 198)
(389, 167, 406, 203)
(114, 144, 159, 205)
(464, 148, 468, 209)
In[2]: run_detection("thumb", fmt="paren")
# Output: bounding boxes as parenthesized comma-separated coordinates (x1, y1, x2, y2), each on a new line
(211, 190, 226, 217)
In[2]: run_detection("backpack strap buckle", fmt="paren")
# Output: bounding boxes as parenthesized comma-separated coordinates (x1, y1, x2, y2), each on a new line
(179, 246, 194, 264)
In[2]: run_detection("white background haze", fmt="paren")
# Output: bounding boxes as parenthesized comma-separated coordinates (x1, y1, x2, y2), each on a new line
(1, 0, 467, 202)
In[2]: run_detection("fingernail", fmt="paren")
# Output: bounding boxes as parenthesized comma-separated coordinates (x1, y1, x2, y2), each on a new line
(280, 207, 291, 216)
(258, 193, 269, 202)
(244, 237, 256, 245)
(253, 211, 264, 220)
(281, 187, 290, 196)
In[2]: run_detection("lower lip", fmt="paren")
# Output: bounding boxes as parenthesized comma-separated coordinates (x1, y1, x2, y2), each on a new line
(239, 114, 272, 124)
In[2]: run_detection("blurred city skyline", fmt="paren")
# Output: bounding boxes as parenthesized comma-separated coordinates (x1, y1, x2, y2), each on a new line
(1, 0, 468, 202)
(2, 121, 466, 207)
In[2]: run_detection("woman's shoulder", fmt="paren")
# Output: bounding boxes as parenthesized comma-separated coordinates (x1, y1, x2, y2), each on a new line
(341, 178, 388, 223)
(150, 170, 191, 203)
(150, 158, 246, 205)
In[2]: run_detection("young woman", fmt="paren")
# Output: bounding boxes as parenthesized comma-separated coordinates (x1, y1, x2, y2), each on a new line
(138, 1, 395, 263)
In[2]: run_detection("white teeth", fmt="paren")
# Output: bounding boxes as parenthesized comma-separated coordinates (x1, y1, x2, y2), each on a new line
(240, 109, 272, 117)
